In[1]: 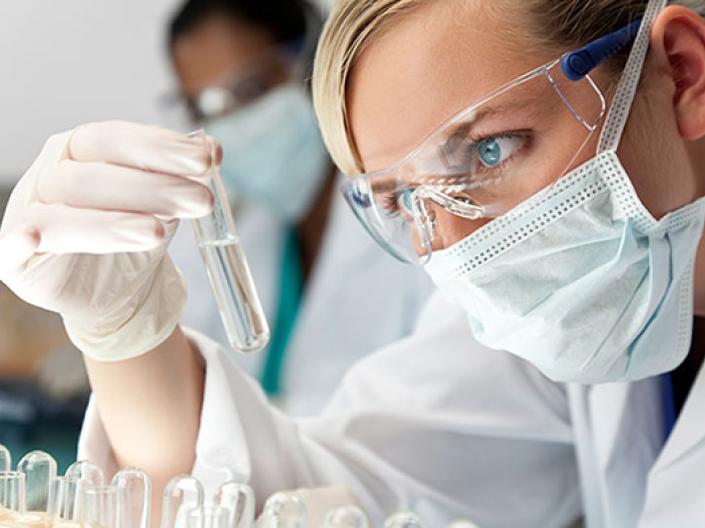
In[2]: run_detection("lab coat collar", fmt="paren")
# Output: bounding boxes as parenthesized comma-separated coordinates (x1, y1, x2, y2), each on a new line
(650, 361, 705, 474)
(588, 380, 664, 475)
(587, 378, 664, 525)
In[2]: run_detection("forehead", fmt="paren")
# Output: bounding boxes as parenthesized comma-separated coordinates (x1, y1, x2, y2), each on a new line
(172, 15, 276, 96)
(347, 1, 542, 172)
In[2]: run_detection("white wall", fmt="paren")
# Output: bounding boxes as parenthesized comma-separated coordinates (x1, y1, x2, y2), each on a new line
(315, 0, 336, 11)
(0, 1, 335, 186)
(0, 0, 182, 184)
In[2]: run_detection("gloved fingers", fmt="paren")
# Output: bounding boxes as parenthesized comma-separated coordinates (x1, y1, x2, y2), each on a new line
(0, 224, 40, 275)
(38, 159, 214, 219)
(29, 202, 168, 255)
(190, 132, 223, 167)
(209, 136, 223, 167)
(68, 121, 216, 181)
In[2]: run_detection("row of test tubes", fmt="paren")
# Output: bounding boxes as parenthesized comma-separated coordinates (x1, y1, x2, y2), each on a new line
(161, 490, 480, 528)
(0, 445, 478, 528)
(0, 446, 150, 528)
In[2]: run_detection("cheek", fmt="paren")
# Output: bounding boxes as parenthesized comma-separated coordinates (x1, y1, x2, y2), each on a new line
(618, 142, 661, 209)
(615, 84, 698, 219)
(429, 128, 598, 250)
(618, 126, 695, 219)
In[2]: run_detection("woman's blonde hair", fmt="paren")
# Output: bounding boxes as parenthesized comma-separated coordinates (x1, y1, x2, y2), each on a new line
(312, 0, 705, 177)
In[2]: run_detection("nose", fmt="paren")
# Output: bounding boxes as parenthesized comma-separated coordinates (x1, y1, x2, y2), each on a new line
(428, 202, 491, 250)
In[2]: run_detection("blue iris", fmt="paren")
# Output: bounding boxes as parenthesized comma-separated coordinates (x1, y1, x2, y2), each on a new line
(479, 138, 502, 167)
(400, 189, 415, 212)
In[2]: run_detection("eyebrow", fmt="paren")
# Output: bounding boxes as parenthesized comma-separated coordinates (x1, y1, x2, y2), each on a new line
(442, 101, 530, 147)
(436, 104, 514, 174)
(368, 94, 545, 191)
(442, 92, 551, 154)
(367, 105, 515, 192)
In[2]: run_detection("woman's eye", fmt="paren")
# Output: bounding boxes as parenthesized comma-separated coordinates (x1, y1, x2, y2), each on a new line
(476, 135, 523, 169)
(398, 189, 415, 213)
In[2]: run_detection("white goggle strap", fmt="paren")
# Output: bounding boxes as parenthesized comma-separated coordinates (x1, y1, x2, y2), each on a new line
(597, 0, 668, 154)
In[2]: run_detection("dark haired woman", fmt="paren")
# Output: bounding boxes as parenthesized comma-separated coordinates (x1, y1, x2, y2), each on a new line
(164, 0, 432, 415)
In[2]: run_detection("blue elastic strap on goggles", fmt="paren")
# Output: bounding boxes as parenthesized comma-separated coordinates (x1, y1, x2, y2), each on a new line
(561, 19, 643, 81)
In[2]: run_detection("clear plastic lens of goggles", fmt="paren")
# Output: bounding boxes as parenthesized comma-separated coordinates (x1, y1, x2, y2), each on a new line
(342, 59, 605, 265)
(343, 180, 430, 264)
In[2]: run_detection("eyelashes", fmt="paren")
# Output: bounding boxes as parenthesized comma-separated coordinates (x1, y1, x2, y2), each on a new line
(447, 132, 528, 174)
(377, 130, 530, 218)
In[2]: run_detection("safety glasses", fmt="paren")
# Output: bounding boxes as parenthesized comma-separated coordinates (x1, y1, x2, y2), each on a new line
(161, 40, 303, 125)
(342, 20, 642, 264)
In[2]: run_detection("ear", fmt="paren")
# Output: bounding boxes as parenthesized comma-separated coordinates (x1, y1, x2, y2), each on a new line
(650, 7, 705, 140)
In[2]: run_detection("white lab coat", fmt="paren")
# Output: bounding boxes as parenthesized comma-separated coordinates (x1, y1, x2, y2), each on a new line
(78, 290, 705, 527)
(169, 174, 433, 415)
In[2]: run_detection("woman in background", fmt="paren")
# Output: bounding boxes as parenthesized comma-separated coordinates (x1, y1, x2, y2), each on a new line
(165, 0, 432, 414)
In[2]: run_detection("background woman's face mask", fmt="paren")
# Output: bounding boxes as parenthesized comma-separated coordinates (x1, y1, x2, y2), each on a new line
(425, 0, 705, 383)
(206, 83, 330, 222)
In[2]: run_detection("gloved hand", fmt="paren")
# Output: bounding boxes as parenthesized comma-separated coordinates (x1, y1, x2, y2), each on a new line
(0, 122, 218, 361)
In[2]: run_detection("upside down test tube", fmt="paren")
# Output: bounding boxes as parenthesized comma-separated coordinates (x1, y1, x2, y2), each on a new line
(384, 512, 425, 528)
(18, 450, 57, 514)
(161, 475, 204, 528)
(190, 131, 270, 353)
(258, 492, 306, 528)
(0, 445, 10, 473)
(324, 506, 369, 528)
(447, 521, 481, 528)
(214, 482, 255, 528)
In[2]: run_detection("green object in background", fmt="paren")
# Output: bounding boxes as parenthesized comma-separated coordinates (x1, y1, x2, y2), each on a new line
(260, 228, 304, 397)
(2, 423, 79, 475)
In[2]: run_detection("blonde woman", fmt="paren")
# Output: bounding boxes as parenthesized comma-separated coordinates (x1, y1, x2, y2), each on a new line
(1, 0, 705, 525)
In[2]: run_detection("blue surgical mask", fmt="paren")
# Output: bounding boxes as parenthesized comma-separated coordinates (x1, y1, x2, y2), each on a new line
(206, 83, 330, 222)
(425, 0, 705, 383)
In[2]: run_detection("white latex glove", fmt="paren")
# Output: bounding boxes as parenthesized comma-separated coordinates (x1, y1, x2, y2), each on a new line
(0, 122, 217, 361)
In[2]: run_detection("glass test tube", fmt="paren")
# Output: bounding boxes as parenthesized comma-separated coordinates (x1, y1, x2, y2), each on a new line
(384, 512, 424, 528)
(0, 472, 25, 513)
(186, 506, 229, 528)
(83, 486, 117, 528)
(112, 468, 151, 528)
(324, 506, 369, 528)
(0, 445, 11, 473)
(190, 131, 270, 353)
(48, 477, 84, 524)
(447, 521, 480, 528)
(64, 461, 106, 490)
(161, 475, 204, 528)
(213, 482, 255, 528)
(17, 451, 57, 513)
(258, 492, 306, 528)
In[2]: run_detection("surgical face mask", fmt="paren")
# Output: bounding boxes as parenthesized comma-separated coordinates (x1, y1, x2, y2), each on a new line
(425, 0, 705, 383)
(205, 83, 330, 222)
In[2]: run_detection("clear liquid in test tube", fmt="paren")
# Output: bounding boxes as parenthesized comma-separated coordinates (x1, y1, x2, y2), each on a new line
(190, 131, 270, 353)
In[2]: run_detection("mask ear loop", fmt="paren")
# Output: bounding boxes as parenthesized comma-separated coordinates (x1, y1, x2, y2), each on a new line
(597, 0, 668, 154)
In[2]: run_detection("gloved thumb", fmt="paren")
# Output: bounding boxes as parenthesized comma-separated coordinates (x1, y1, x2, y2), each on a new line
(0, 224, 40, 276)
